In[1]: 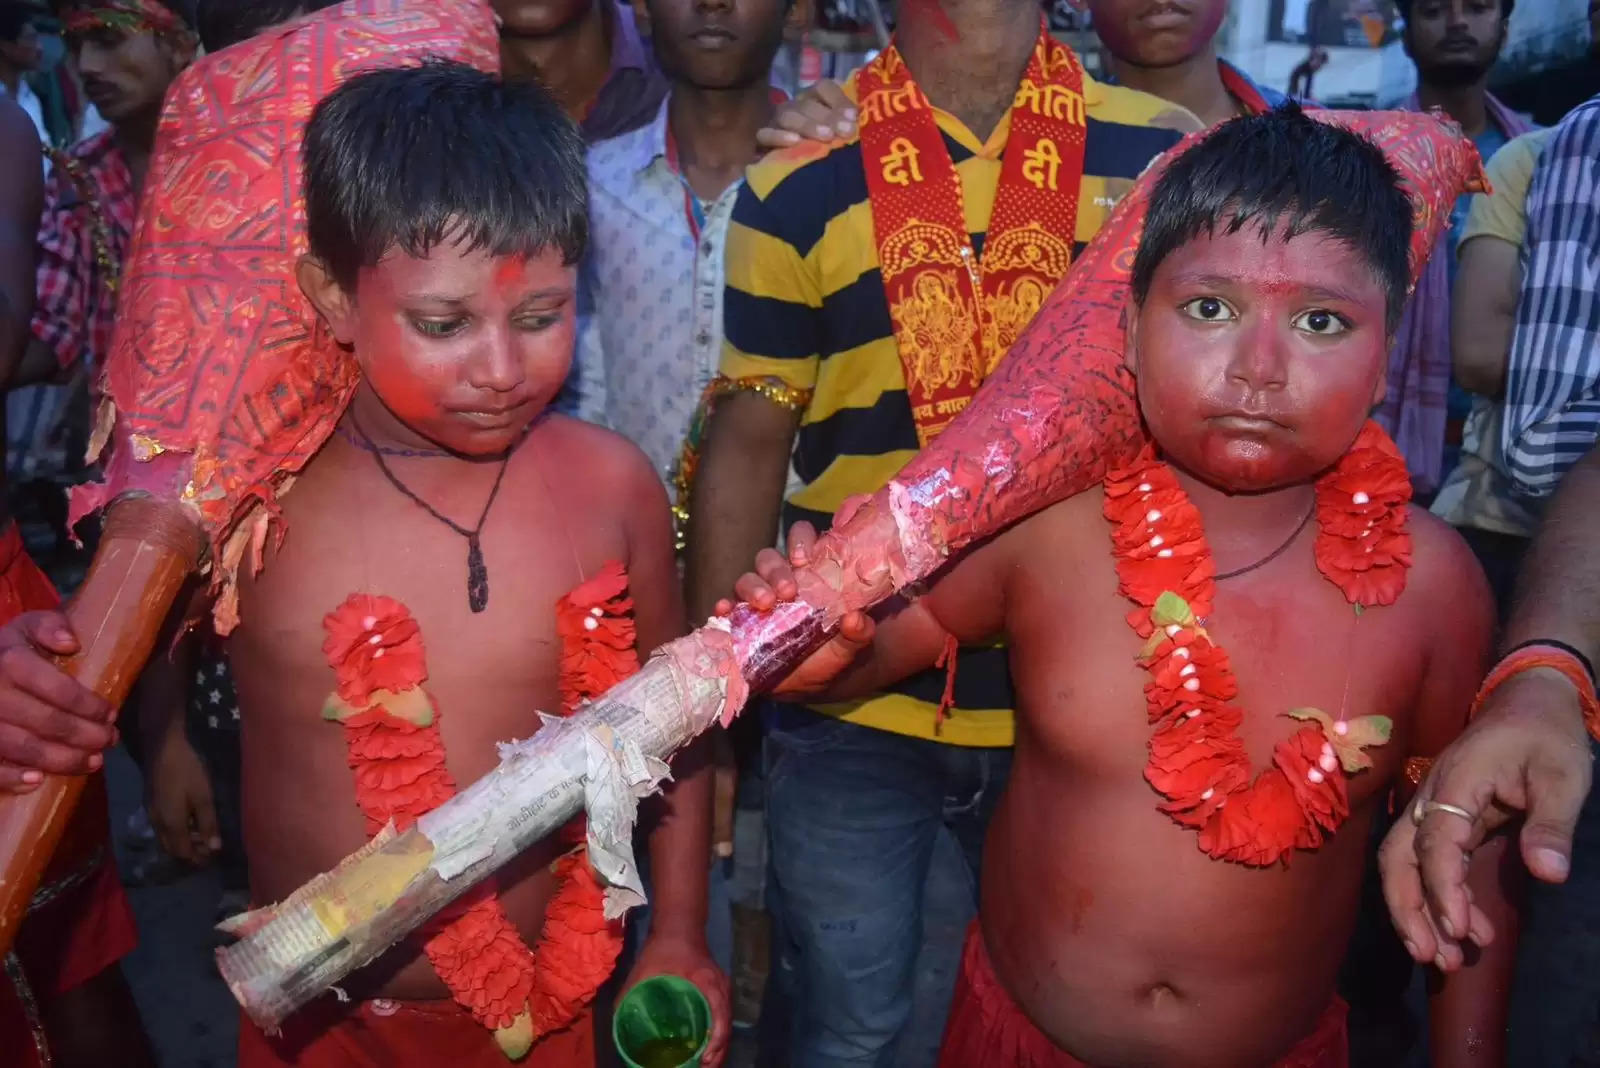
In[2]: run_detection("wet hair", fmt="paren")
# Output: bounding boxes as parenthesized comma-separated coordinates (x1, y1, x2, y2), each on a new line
(195, 0, 336, 53)
(1131, 105, 1413, 333)
(303, 60, 588, 293)
(1394, 0, 1513, 21)
(0, 2, 36, 42)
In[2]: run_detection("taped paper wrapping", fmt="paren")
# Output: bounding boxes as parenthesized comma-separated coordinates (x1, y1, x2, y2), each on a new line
(217, 639, 726, 1027)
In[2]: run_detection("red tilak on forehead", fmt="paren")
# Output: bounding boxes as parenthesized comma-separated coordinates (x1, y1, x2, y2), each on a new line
(492, 254, 528, 292)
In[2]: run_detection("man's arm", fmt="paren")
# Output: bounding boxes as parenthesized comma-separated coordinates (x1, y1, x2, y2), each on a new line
(1451, 135, 1544, 400)
(1451, 236, 1521, 399)
(1380, 522, 1515, 1064)
(1501, 102, 1600, 497)
(684, 391, 798, 622)
(1382, 450, 1600, 969)
(0, 101, 44, 381)
(683, 179, 822, 623)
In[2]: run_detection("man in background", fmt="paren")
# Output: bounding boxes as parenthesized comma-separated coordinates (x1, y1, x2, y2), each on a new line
(0, 3, 46, 153)
(1376, 0, 1530, 498)
(494, 0, 667, 140)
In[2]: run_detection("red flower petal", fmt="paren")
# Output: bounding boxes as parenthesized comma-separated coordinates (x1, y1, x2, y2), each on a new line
(322, 594, 428, 704)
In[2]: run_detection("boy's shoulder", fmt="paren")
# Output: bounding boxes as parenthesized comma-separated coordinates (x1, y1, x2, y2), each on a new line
(1402, 505, 1488, 599)
(1395, 505, 1494, 645)
(530, 413, 668, 506)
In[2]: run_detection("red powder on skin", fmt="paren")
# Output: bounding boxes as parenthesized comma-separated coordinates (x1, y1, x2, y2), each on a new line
(899, 0, 959, 41)
(493, 254, 528, 294)
(1091, 0, 1226, 69)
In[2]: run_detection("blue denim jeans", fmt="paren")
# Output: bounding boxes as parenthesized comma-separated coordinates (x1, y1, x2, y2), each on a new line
(761, 704, 1012, 1067)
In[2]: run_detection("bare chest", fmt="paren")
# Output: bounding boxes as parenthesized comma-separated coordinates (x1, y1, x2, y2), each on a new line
(1005, 513, 1425, 802)
(229, 446, 627, 760)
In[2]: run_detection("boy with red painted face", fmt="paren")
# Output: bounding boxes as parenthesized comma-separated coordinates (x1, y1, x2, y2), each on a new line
(0, 60, 728, 1067)
(730, 108, 1515, 1068)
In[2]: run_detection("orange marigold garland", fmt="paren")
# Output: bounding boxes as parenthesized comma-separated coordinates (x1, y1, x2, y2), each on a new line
(321, 566, 637, 1056)
(1102, 421, 1411, 867)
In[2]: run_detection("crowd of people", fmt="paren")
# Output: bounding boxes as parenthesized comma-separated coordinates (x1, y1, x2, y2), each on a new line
(0, 0, 1596, 1066)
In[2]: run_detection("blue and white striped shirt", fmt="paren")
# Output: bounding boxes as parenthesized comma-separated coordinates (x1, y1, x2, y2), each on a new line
(1502, 94, 1600, 497)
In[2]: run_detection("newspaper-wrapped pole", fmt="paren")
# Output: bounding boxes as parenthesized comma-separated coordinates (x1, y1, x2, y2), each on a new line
(215, 107, 1487, 1029)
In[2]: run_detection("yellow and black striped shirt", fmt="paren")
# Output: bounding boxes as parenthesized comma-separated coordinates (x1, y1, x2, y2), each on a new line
(722, 65, 1194, 746)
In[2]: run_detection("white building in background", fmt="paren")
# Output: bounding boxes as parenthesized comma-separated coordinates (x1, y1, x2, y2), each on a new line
(1221, 0, 1590, 107)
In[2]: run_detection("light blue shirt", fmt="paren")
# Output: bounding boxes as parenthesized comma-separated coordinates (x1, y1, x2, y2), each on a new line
(570, 97, 742, 488)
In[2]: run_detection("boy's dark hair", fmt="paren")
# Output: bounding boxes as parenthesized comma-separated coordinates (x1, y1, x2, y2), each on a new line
(304, 60, 588, 293)
(1394, 0, 1513, 21)
(196, 0, 336, 53)
(1132, 105, 1413, 333)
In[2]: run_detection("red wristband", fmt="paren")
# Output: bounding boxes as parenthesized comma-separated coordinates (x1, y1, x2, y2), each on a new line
(1471, 644, 1600, 742)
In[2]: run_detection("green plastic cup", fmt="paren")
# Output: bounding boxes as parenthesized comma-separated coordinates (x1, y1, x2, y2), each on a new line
(613, 974, 711, 1068)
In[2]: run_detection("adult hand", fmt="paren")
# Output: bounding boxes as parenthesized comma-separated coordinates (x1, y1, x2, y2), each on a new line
(622, 931, 731, 1068)
(148, 732, 220, 865)
(0, 610, 117, 791)
(756, 79, 856, 149)
(1380, 667, 1592, 970)
(715, 506, 876, 698)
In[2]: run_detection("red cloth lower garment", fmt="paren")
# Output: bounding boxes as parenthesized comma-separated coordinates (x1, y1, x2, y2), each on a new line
(237, 995, 596, 1067)
(937, 922, 1348, 1068)
(0, 522, 139, 1068)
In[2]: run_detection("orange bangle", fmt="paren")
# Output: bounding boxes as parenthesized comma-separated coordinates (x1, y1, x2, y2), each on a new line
(1471, 645, 1600, 742)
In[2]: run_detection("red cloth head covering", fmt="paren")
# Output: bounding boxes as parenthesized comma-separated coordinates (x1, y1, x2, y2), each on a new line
(61, 0, 198, 50)
(891, 108, 1489, 557)
(71, 0, 500, 631)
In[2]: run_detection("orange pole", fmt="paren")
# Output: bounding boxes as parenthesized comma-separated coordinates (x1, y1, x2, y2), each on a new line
(0, 497, 201, 952)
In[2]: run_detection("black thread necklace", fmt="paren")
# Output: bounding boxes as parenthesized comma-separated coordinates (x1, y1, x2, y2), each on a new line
(1213, 501, 1317, 582)
(336, 421, 452, 459)
(349, 415, 518, 613)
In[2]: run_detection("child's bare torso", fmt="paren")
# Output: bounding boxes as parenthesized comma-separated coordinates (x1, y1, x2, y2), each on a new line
(978, 488, 1436, 1068)
(228, 416, 628, 1001)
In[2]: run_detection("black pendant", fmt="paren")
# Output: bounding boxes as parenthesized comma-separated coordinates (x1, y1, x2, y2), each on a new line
(466, 534, 488, 613)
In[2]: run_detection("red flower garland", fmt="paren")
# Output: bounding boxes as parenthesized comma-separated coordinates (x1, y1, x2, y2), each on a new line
(1102, 421, 1412, 866)
(321, 563, 637, 1056)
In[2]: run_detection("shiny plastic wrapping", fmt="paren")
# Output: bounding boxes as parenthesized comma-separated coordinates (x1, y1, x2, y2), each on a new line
(215, 108, 1485, 1028)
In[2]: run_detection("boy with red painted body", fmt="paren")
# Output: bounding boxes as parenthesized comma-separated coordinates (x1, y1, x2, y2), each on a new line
(0, 62, 727, 1066)
(733, 109, 1515, 1067)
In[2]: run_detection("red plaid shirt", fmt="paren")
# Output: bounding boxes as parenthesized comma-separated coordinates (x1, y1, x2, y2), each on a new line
(31, 130, 135, 373)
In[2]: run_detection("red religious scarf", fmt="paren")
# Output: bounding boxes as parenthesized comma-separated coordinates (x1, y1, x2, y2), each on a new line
(858, 18, 1088, 445)
(320, 563, 637, 1057)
